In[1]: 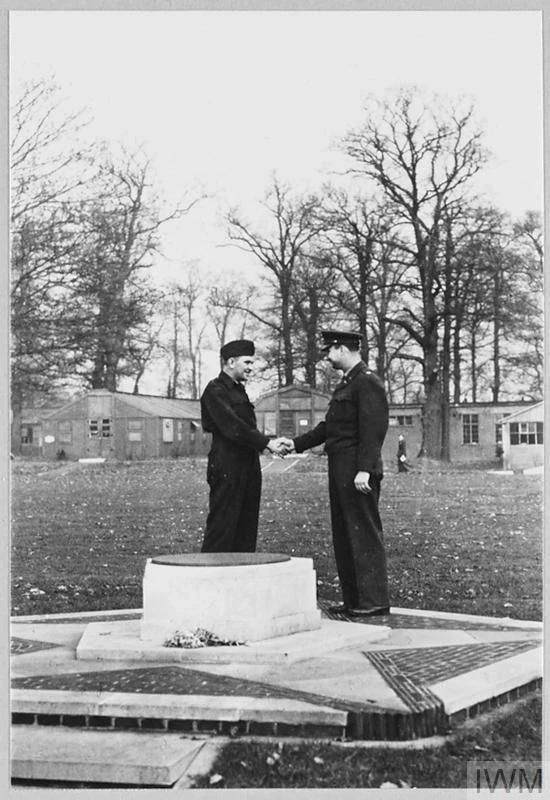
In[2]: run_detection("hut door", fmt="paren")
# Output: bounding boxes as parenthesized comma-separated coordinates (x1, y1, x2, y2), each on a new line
(279, 410, 296, 438)
(87, 393, 113, 458)
(87, 419, 112, 457)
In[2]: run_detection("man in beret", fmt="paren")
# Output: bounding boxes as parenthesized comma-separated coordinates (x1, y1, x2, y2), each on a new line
(282, 330, 390, 616)
(200, 339, 285, 552)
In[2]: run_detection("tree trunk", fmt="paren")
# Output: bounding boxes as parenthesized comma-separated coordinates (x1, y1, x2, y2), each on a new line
(440, 219, 453, 461)
(452, 313, 462, 403)
(104, 365, 117, 393)
(104, 333, 121, 392)
(172, 307, 179, 398)
(10, 384, 24, 455)
(90, 351, 105, 389)
(375, 319, 387, 381)
(492, 266, 501, 403)
(421, 361, 442, 457)
(471, 328, 477, 402)
(357, 245, 369, 364)
(305, 324, 317, 387)
(132, 374, 142, 394)
(281, 292, 294, 386)
(418, 225, 441, 459)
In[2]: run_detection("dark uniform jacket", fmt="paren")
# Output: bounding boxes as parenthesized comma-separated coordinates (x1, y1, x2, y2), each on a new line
(201, 371, 270, 453)
(293, 361, 389, 476)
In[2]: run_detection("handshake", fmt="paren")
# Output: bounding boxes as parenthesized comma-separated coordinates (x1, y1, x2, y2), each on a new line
(266, 437, 295, 457)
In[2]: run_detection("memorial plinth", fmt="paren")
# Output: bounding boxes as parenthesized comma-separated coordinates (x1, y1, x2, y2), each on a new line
(140, 553, 322, 645)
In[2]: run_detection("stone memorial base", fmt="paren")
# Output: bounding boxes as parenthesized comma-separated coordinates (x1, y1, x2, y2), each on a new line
(140, 553, 322, 645)
(76, 615, 391, 665)
(76, 552, 391, 665)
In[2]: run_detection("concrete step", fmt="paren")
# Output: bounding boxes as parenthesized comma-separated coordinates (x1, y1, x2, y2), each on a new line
(11, 726, 206, 787)
(76, 617, 391, 664)
(12, 687, 348, 737)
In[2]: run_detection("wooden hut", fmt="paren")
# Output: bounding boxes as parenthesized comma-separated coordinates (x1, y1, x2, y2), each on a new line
(40, 389, 210, 461)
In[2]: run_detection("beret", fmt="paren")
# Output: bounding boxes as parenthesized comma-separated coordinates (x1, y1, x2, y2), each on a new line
(220, 339, 255, 360)
(320, 329, 362, 351)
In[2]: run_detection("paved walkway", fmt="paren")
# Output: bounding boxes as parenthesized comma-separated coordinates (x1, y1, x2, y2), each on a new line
(10, 602, 542, 787)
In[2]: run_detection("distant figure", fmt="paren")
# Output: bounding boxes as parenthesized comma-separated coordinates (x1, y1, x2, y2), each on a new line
(495, 440, 504, 465)
(397, 434, 410, 472)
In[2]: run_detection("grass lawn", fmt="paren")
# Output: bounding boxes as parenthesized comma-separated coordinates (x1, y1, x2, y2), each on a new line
(11, 456, 542, 619)
(9, 456, 543, 788)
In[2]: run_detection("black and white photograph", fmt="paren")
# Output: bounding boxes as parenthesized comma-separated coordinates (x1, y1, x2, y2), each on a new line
(7, 4, 544, 792)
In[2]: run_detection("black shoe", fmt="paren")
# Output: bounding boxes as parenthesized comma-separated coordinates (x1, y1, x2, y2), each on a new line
(327, 603, 350, 614)
(348, 606, 390, 617)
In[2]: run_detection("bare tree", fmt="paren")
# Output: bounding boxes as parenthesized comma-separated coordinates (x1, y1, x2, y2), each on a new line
(502, 211, 544, 399)
(341, 86, 488, 457)
(11, 78, 92, 222)
(72, 147, 198, 392)
(124, 319, 165, 395)
(226, 176, 325, 385)
(320, 189, 415, 383)
(206, 273, 258, 347)
(10, 78, 203, 450)
(160, 266, 209, 398)
(291, 253, 339, 387)
(179, 267, 208, 398)
(513, 210, 543, 268)
(10, 79, 96, 450)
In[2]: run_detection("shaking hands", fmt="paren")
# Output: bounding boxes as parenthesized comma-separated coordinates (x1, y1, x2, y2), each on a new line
(266, 437, 296, 457)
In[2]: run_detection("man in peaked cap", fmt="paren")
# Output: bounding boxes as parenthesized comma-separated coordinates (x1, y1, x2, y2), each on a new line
(281, 329, 390, 617)
(200, 339, 286, 552)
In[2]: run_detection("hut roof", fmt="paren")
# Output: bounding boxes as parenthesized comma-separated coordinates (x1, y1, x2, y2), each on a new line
(41, 391, 201, 420)
(115, 393, 201, 420)
(498, 401, 543, 424)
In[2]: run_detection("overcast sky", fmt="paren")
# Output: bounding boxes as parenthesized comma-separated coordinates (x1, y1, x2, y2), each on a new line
(10, 8, 543, 288)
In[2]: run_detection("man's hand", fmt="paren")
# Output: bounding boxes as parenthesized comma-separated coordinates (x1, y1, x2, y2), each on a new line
(354, 470, 372, 493)
(267, 439, 282, 455)
(266, 438, 295, 457)
(278, 438, 295, 456)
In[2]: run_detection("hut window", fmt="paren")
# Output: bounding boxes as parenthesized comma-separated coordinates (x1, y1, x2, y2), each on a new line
(510, 421, 543, 446)
(89, 419, 112, 438)
(389, 415, 414, 427)
(190, 420, 200, 442)
(58, 421, 72, 444)
(128, 419, 142, 442)
(20, 425, 33, 445)
(462, 414, 479, 445)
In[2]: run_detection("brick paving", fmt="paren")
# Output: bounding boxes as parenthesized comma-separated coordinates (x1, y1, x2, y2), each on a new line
(364, 640, 539, 711)
(12, 664, 388, 714)
(366, 639, 540, 689)
(11, 637, 61, 655)
(11, 605, 542, 743)
(317, 599, 538, 631)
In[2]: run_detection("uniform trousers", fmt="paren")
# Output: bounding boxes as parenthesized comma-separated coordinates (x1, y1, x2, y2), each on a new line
(201, 449, 261, 553)
(328, 451, 389, 609)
